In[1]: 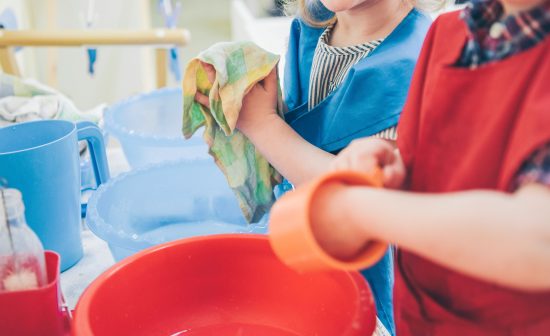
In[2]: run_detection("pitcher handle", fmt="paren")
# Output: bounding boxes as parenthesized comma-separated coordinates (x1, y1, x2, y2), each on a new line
(77, 121, 110, 216)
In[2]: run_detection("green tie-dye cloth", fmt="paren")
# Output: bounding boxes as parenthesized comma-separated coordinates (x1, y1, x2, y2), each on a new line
(182, 41, 283, 223)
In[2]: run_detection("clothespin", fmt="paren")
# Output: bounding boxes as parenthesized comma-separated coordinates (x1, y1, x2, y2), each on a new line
(0, 8, 22, 52)
(159, 0, 182, 81)
(85, 0, 98, 75)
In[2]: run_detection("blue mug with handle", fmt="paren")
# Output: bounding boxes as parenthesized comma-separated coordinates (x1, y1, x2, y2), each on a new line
(0, 120, 109, 271)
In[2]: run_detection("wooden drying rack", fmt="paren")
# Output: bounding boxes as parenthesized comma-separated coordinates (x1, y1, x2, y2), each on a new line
(0, 29, 190, 87)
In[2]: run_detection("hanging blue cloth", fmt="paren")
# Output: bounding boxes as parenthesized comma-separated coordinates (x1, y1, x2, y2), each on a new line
(87, 48, 97, 75)
(0, 8, 17, 30)
(84, 0, 98, 75)
(0, 8, 22, 52)
(159, 0, 182, 81)
(282, 8, 432, 335)
(169, 47, 181, 81)
(284, 9, 432, 153)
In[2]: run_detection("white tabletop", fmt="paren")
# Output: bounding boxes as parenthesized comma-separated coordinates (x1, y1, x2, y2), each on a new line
(60, 146, 129, 309)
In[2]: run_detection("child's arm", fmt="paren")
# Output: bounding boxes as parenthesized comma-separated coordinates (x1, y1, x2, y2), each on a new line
(196, 76, 403, 187)
(237, 69, 334, 184)
(195, 66, 334, 186)
(311, 165, 550, 292)
(240, 112, 335, 186)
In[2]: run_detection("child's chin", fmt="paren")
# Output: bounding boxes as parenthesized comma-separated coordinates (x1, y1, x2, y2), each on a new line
(319, 0, 373, 12)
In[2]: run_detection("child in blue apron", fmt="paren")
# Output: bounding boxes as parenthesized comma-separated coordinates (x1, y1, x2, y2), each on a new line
(196, 0, 439, 333)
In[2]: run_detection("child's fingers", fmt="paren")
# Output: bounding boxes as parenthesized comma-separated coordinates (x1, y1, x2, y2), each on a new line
(199, 61, 216, 83)
(383, 165, 399, 188)
(383, 162, 405, 189)
(351, 155, 377, 173)
(373, 140, 397, 166)
(331, 138, 397, 177)
(261, 68, 278, 94)
(194, 92, 210, 108)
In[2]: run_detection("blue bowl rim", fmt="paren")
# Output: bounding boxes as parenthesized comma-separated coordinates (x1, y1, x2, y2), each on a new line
(85, 158, 265, 252)
(103, 87, 205, 147)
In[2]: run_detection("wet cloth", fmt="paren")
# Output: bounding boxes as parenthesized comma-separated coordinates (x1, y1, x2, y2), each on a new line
(182, 41, 283, 223)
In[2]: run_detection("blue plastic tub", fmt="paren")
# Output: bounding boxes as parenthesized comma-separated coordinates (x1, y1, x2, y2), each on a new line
(104, 88, 208, 169)
(86, 159, 268, 261)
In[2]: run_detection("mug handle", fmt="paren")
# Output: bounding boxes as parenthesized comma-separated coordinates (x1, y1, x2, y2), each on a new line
(77, 121, 110, 216)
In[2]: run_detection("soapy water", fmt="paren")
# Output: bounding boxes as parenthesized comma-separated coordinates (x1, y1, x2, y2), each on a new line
(137, 220, 249, 244)
(170, 323, 301, 336)
(128, 212, 270, 244)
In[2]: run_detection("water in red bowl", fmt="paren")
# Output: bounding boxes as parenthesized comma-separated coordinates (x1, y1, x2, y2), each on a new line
(170, 323, 300, 335)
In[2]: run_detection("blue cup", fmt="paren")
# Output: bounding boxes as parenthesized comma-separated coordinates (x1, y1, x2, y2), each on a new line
(0, 120, 110, 271)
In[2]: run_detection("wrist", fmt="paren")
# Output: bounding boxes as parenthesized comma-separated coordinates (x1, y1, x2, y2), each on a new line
(313, 184, 375, 246)
(344, 187, 380, 242)
(239, 111, 282, 140)
(311, 182, 349, 232)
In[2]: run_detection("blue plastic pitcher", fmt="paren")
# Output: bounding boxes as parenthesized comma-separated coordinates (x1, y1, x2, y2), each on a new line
(0, 120, 109, 271)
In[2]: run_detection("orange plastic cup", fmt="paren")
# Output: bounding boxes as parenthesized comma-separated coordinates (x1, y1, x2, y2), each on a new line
(269, 170, 388, 272)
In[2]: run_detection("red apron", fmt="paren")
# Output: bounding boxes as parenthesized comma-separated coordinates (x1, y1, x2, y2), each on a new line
(395, 11, 550, 335)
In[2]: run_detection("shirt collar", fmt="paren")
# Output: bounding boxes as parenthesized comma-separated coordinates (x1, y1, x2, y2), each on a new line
(462, 0, 550, 42)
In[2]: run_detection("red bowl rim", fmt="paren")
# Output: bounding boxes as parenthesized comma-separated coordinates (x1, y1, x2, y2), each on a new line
(73, 234, 375, 335)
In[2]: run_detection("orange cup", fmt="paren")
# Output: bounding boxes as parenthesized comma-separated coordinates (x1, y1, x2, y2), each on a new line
(269, 170, 388, 272)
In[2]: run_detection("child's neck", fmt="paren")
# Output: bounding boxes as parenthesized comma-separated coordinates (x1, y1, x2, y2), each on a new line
(330, 0, 412, 47)
(501, 0, 548, 15)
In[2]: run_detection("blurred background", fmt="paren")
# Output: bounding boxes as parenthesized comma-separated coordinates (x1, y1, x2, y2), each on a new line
(0, 0, 291, 110)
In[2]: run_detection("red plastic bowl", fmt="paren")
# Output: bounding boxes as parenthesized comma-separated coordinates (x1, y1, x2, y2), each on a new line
(73, 235, 376, 336)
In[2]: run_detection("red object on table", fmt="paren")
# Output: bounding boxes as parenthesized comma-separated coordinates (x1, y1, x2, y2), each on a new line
(73, 235, 376, 336)
(269, 170, 388, 273)
(0, 251, 71, 336)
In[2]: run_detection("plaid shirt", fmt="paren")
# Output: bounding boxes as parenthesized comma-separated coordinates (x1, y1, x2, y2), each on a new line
(459, 0, 550, 68)
(457, 0, 550, 189)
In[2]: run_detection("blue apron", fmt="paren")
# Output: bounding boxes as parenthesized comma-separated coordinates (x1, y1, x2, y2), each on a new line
(281, 9, 432, 334)
(284, 9, 431, 152)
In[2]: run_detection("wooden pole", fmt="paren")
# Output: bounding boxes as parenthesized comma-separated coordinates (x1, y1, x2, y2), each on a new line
(0, 29, 190, 47)
(0, 47, 21, 76)
(155, 48, 168, 88)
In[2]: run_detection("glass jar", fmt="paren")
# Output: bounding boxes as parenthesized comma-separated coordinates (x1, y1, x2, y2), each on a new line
(0, 188, 47, 292)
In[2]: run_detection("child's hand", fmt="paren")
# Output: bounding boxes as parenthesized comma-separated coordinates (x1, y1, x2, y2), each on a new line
(194, 62, 216, 108)
(331, 138, 406, 189)
(236, 68, 279, 137)
(194, 64, 279, 137)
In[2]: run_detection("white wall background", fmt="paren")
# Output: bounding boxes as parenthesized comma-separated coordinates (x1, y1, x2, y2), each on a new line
(0, 0, 155, 110)
(0, 0, 236, 109)
(0, 0, 461, 110)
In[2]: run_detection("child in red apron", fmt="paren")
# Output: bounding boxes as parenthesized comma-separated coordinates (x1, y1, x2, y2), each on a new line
(289, 0, 550, 334)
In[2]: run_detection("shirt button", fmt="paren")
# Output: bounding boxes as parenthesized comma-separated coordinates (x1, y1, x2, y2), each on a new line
(489, 22, 506, 39)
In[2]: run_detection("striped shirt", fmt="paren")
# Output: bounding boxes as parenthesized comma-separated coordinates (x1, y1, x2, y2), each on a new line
(310, 26, 395, 336)
(308, 24, 398, 140)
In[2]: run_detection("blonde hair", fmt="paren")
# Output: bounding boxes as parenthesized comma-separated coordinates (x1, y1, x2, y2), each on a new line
(284, 0, 336, 27)
(284, 0, 447, 28)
